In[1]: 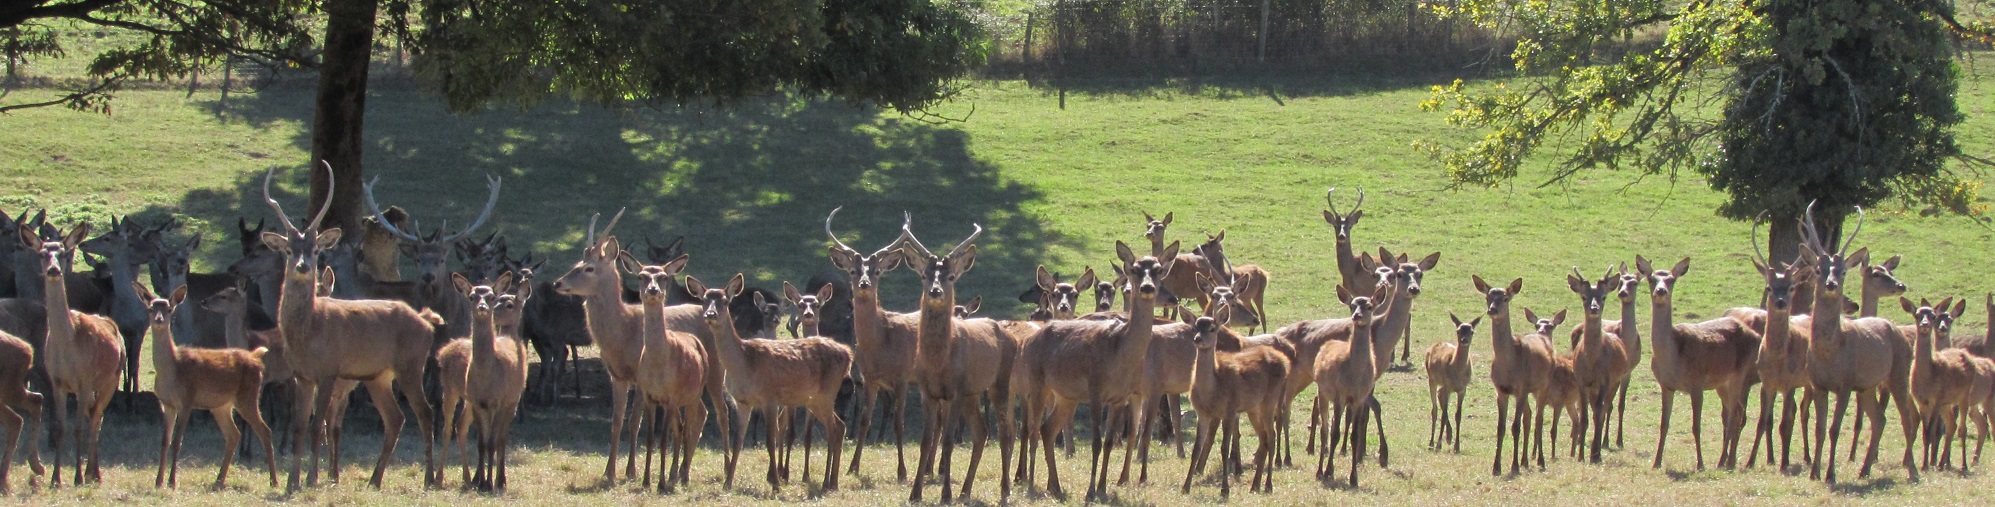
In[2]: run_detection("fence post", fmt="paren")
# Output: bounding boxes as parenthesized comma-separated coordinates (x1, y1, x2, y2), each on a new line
(1258, 0, 1273, 62)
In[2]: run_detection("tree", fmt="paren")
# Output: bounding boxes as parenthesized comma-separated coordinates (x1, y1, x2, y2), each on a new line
(0, 0, 315, 114)
(305, 0, 987, 238)
(1419, 0, 1992, 261)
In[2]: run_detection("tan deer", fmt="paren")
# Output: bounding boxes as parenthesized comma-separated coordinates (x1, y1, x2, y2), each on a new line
(1846, 252, 1908, 460)
(1313, 284, 1390, 487)
(1741, 236, 1817, 471)
(1287, 261, 1394, 465)
(899, 217, 1016, 502)
(625, 264, 708, 493)
(686, 273, 852, 493)
(1793, 203, 1907, 484)
(256, 165, 440, 491)
(1322, 187, 1367, 294)
(1426, 312, 1479, 453)
(1316, 249, 1435, 467)
(1567, 267, 1631, 463)
(1901, 297, 1981, 472)
(0, 327, 42, 493)
(1518, 308, 1569, 466)
(1018, 239, 1175, 500)
(1181, 307, 1286, 497)
(1636, 255, 1761, 471)
(19, 221, 123, 487)
(1474, 276, 1551, 475)
(360, 174, 502, 341)
(1187, 231, 1271, 332)
(1118, 270, 1259, 486)
(548, 212, 737, 485)
(136, 283, 276, 490)
(434, 273, 530, 491)
(823, 207, 921, 480)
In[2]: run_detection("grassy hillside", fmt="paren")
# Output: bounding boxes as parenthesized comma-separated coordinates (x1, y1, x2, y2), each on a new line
(4, 59, 1995, 503)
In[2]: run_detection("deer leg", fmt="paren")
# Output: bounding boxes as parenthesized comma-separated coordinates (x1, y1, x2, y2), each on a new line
(764, 407, 783, 492)
(156, 402, 176, 488)
(815, 397, 845, 491)
(846, 386, 871, 476)
(1304, 394, 1321, 456)
(1370, 396, 1389, 468)
(1685, 390, 1705, 470)
(1491, 392, 1508, 476)
(892, 388, 910, 481)
(1352, 397, 1370, 487)
(1748, 384, 1772, 469)
(1118, 397, 1142, 485)
(1653, 388, 1675, 469)
(358, 379, 402, 488)
(286, 379, 320, 491)
(1890, 383, 1918, 481)
(1857, 389, 1886, 480)
(957, 395, 988, 500)
(1182, 410, 1215, 493)
(1779, 389, 1799, 470)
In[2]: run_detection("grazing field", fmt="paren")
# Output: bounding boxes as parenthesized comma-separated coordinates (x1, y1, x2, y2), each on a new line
(5, 58, 1995, 505)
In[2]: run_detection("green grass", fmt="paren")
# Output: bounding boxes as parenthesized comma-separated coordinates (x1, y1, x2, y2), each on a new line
(6, 55, 1995, 504)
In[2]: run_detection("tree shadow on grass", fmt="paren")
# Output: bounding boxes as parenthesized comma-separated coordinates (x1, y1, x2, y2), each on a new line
(94, 83, 1073, 461)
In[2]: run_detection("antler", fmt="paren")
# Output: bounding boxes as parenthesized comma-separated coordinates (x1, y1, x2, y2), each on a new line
(306, 161, 335, 232)
(900, 212, 933, 258)
(1325, 187, 1340, 216)
(1840, 206, 1865, 257)
(263, 168, 299, 234)
(598, 207, 626, 242)
(362, 176, 422, 242)
(825, 206, 857, 254)
(585, 212, 600, 246)
(441, 174, 502, 243)
(948, 223, 983, 259)
(1799, 200, 1825, 256)
(1751, 210, 1770, 267)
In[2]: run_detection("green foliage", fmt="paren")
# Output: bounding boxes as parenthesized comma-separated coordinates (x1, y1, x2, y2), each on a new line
(1421, 0, 1988, 221)
(411, 0, 986, 113)
(0, 1, 318, 113)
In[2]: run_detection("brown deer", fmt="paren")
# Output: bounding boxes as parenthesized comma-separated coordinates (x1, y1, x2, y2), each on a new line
(1794, 203, 1907, 483)
(434, 273, 530, 491)
(1741, 236, 1816, 471)
(687, 273, 852, 493)
(1287, 261, 1394, 465)
(1019, 239, 1175, 500)
(0, 327, 42, 493)
(20, 221, 123, 487)
(75, 217, 150, 406)
(1322, 187, 1367, 294)
(1313, 249, 1435, 466)
(1520, 308, 1570, 466)
(1637, 255, 1761, 471)
(136, 283, 276, 490)
(1901, 297, 1981, 472)
(1118, 270, 1262, 486)
(1312, 284, 1390, 487)
(1426, 312, 1479, 453)
(1846, 252, 1908, 459)
(1474, 275, 1550, 475)
(823, 207, 921, 480)
(1181, 307, 1287, 497)
(618, 263, 707, 493)
(899, 217, 1016, 502)
(1567, 267, 1631, 463)
(256, 165, 440, 491)
(548, 212, 737, 485)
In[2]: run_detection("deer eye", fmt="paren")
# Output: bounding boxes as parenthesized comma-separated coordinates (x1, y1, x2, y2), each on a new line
(584, 267, 595, 273)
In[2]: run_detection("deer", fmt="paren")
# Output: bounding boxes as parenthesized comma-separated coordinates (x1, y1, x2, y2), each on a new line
(135, 282, 277, 490)
(548, 212, 738, 486)
(1312, 283, 1391, 487)
(1426, 312, 1479, 453)
(1734, 214, 1818, 471)
(1018, 239, 1176, 500)
(1180, 306, 1286, 497)
(1180, 231, 1271, 333)
(1520, 310, 1582, 462)
(200, 283, 295, 456)
(1309, 248, 1434, 466)
(1117, 270, 1260, 486)
(1845, 252, 1908, 461)
(75, 217, 151, 406)
(256, 164, 441, 491)
(19, 220, 123, 487)
(686, 273, 852, 493)
(0, 327, 42, 493)
(1567, 267, 1632, 463)
(823, 207, 922, 480)
(776, 280, 837, 483)
(612, 263, 708, 494)
(1012, 266, 1095, 486)
(1287, 261, 1394, 465)
(898, 216, 1016, 502)
(433, 272, 530, 491)
(360, 173, 503, 342)
(1474, 276, 1553, 475)
(148, 232, 240, 349)
(513, 255, 593, 403)
(1636, 254, 1762, 471)
(1793, 203, 1909, 484)
(1900, 297, 1982, 472)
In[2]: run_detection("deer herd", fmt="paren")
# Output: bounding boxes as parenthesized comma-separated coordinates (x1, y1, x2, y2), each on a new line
(0, 167, 1991, 500)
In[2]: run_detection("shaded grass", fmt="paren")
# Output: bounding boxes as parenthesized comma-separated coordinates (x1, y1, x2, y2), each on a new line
(5, 57, 1995, 504)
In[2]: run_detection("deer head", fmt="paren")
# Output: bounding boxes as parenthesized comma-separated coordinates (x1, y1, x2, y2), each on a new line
(1337, 283, 1388, 327)
(1796, 201, 1871, 302)
(1634, 255, 1692, 308)
(1448, 312, 1481, 347)
(899, 212, 983, 311)
(551, 208, 635, 299)
(1187, 305, 1234, 350)
(1033, 265, 1097, 320)
(362, 174, 502, 286)
(257, 163, 343, 287)
(1321, 187, 1365, 242)
(953, 295, 982, 319)
(1142, 212, 1173, 255)
(454, 232, 511, 285)
(1900, 297, 1949, 335)
(1749, 212, 1813, 313)
(824, 207, 906, 299)
(685, 273, 746, 327)
(784, 281, 835, 331)
(1523, 308, 1567, 335)
(19, 220, 89, 280)
(1472, 275, 1524, 318)
(1194, 271, 1262, 329)
(1860, 254, 1907, 304)
(1093, 268, 1118, 313)
(451, 271, 515, 319)
(1567, 266, 1616, 318)
(134, 281, 188, 327)
(1114, 239, 1179, 304)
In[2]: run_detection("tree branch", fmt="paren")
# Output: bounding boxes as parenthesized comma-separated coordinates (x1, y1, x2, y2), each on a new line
(0, 0, 123, 30)
(0, 75, 119, 114)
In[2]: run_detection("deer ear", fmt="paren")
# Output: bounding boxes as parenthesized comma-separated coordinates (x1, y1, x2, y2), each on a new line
(1036, 265, 1057, 291)
(1159, 241, 1182, 271)
(599, 236, 622, 259)
(964, 296, 981, 314)
(187, 233, 203, 253)
(1523, 308, 1539, 324)
(315, 228, 343, 249)
(615, 252, 641, 274)
(1950, 298, 1967, 318)
(515, 279, 533, 301)
(132, 281, 156, 303)
(259, 231, 289, 253)
(1670, 257, 1690, 278)
(1196, 272, 1216, 295)
(1347, 209, 1362, 224)
(1752, 258, 1771, 279)
(1336, 285, 1354, 307)
(1115, 241, 1136, 267)
(1567, 273, 1587, 294)
(1635, 255, 1653, 276)
(951, 244, 977, 276)
(1449, 312, 1463, 327)
(876, 250, 904, 272)
(661, 253, 689, 276)
(1900, 297, 1918, 315)
(63, 222, 91, 249)
(1161, 212, 1173, 228)
(1076, 268, 1098, 291)
(1552, 309, 1567, 328)
(1880, 254, 1901, 271)
(1322, 209, 1338, 225)
(726, 273, 746, 298)
(1212, 230, 1225, 243)
(1507, 277, 1524, 296)
(318, 266, 336, 289)
(684, 275, 708, 296)
(815, 282, 835, 303)
(1469, 316, 1483, 329)
(452, 272, 474, 297)
(1417, 252, 1440, 271)
(827, 247, 856, 270)
(494, 271, 515, 295)
(15, 223, 37, 250)
(752, 291, 767, 311)
(1472, 275, 1491, 294)
(784, 281, 804, 305)
(1844, 247, 1870, 270)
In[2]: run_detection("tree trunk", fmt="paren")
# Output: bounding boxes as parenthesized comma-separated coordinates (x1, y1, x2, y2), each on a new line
(1257, 0, 1272, 62)
(308, 0, 380, 239)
